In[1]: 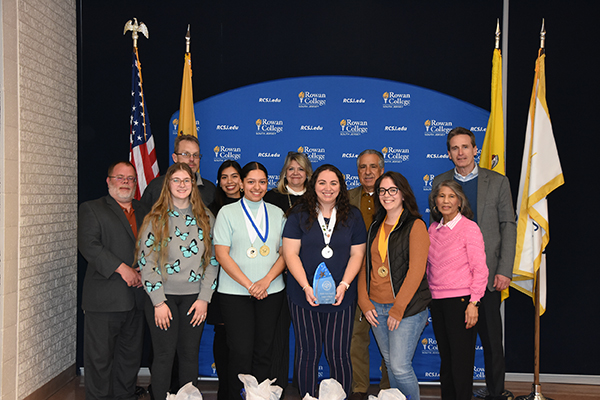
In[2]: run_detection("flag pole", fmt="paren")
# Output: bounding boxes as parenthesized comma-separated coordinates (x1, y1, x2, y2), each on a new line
(514, 20, 552, 400)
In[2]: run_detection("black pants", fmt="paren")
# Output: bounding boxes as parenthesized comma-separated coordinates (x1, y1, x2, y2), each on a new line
(219, 291, 284, 400)
(84, 308, 144, 400)
(430, 297, 478, 400)
(478, 289, 505, 397)
(145, 294, 205, 400)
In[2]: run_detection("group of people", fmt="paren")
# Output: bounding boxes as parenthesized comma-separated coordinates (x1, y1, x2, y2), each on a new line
(78, 127, 516, 400)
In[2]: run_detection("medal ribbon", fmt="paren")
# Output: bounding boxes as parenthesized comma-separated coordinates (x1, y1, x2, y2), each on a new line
(317, 207, 337, 247)
(377, 214, 401, 266)
(241, 198, 269, 244)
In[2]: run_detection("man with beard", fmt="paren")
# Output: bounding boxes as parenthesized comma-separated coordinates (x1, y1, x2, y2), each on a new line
(78, 161, 150, 400)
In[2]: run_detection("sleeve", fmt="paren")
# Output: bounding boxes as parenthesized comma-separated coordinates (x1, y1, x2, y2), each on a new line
(282, 210, 303, 239)
(138, 223, 166, 306)
(357, 260, 374, 314)
(140, 177, 161, 208)
(213, 206, 233, 247)
(198, 213, 219, 303)
(465, 222, 489, 303)
(389, 219, 430, 321)
(350, 207, 367, 245)
(77, 201, 123, 279)
(495, 175, 517, 278)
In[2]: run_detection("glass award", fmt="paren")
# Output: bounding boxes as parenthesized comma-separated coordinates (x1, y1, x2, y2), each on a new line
(313, 262, 336, 305)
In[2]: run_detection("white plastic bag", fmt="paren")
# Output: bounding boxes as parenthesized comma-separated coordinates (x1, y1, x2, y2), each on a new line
(165, 381, 203, 400)
(238, 374, 283, 400)
(301, 378, 346, 400)
(367, 388, 406, 400)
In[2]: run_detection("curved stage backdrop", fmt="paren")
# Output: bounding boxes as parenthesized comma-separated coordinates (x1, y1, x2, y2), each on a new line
(168, 76, 489, 383)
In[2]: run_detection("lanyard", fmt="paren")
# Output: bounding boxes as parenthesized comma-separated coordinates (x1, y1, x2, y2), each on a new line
(241, 198, 269, 244)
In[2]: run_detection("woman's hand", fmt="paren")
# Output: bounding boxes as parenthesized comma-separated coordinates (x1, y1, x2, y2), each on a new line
(364, 309, 379, 327)
(248, 277, 271, 300)
(187, 300, 208, 327)
(332, 283, 347, 306)
(465, 303, 479, 329)
(303, 286, 319, 307)
(154, 302, 172, 330)
(387, 315, 401, 331)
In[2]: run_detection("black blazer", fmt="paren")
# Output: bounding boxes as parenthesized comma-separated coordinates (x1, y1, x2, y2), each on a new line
(78, 195, 149, 312)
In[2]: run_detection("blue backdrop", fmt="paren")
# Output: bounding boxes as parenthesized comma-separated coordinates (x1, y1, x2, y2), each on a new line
(169, 76, 488, 383)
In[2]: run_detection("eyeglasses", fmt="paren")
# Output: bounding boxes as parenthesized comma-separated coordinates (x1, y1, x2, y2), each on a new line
(174, 152, 202, 160)
(109, 175, 137, 183)
(377, 187, 400, 196)
(170, 178, 192, 185)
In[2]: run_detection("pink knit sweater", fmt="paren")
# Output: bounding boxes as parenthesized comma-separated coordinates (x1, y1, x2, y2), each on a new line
(427, 216, 488, 302)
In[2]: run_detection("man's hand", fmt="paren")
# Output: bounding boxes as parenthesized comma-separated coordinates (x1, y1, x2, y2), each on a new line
(494, 274, 511, 291)
(116, 263, 142, 288)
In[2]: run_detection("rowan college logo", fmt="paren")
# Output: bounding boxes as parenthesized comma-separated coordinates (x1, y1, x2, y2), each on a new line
(382, 147, 388, 156)
(213, 146, 220, 157)
(298, 92, 305, 104)
(340, 120, 347, 129)
(424, 120, 431, 132)
(421, 338, 427, 350)
(256, 119, 262, 129)
(297, 146, 304, 153)
(383, 92, 389, 104)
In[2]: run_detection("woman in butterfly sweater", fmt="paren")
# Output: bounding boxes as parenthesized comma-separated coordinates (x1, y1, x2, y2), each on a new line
(137, 163, 218, 400)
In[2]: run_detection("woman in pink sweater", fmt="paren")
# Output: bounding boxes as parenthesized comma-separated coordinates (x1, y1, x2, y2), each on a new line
(427, 180, 488, 400)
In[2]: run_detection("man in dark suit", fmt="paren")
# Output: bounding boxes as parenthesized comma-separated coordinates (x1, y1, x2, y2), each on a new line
(141, 135, 216, 207)
(348, 149, 390, 400)
(431, 127, 516, 400)
(78, 161, 150, 400)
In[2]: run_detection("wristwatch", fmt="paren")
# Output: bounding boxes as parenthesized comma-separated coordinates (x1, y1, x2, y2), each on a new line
(469, 301, 481, 308)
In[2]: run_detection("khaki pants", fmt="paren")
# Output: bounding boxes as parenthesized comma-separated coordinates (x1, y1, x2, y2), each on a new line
(350, 304, 390, 392)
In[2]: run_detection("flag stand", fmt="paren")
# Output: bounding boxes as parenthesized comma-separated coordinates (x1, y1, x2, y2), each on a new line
(515, 268, 552, 400)
(515, 19, 553, 400)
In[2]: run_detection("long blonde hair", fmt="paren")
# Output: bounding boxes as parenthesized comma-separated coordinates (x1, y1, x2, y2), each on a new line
(136, 163, 212, 276)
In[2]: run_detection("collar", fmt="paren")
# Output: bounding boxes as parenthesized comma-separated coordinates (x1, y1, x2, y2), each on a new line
(361, 187, 374, 196)
(437, 213, 462, 230)
(286, 185, 306, 196)
(195, 171, 205, 186)
(454, 165, 478, 182)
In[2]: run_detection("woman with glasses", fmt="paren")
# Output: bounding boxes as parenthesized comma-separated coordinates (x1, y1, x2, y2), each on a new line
(282, 164, 366, 397)
(264, 151, 313, 212)
(136, 162, 218, 400)
(213, 162, 286, 400)
(357, 171, 430, 400)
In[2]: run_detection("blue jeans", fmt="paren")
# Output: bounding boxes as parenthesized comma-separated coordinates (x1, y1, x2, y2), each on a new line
(371, 303, 428, 400)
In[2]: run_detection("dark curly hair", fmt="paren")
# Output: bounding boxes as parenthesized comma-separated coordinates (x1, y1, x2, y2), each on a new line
(289, 164, 351, 230)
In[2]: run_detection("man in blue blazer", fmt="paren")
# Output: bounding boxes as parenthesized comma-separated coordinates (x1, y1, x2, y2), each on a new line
(78, 161, 150, 400)
(431, 127, 516, 400)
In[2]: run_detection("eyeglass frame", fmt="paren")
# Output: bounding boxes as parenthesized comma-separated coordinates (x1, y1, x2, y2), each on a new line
(377, 187, 400, 196)
(108, 175, 137, 183)
(174, 152, 202, 160)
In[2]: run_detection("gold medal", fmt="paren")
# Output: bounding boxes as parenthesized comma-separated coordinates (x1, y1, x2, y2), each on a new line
(378, 266, 389, 278)
(259, 244, 270, 256)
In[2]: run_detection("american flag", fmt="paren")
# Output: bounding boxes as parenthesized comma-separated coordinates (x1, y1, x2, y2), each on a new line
(129, 48, 159, 199)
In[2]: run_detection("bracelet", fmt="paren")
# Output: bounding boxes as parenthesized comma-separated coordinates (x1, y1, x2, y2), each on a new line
(248, 283, 255, 291)
(302, 284, 310, 291)
(340, 281, 350, 290)
(154, 301, 165, 308)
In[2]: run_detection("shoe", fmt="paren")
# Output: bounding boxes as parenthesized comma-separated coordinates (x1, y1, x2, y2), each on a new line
(483, 390, 514, 400)
(474, 387, 489, 398)
(134, 385, 148, 398)
(348, 392, 368, 400)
